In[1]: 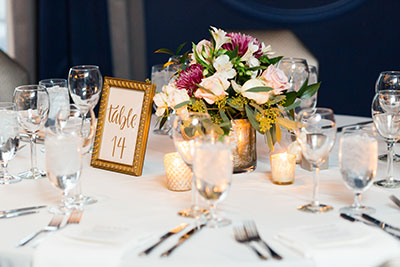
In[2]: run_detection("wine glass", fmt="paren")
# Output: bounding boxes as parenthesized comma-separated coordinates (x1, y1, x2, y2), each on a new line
(13, 85, 49, 179)
(45, 126, 83, 214)
(300, 65, 318, 109)
(0, 102, 21, 184)
(371, 90, 400, 188)
(339, 125, 378, 215)
(296, 108, 337, 213)
(172, 112, 214, 218)
(194, 137, 233, 228)
(375, 71, 400, 162)
(278, 58, 309, 92)
(39, 79, 69, 128)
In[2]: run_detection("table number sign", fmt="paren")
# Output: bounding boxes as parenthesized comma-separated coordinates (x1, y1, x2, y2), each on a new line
(91, 77, 155, 176)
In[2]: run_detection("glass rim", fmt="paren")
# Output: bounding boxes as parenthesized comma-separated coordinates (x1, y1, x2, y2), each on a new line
(340, 124, 375, 133)
(379, 71, 400, 76)
(298, 107, 334, 116)
(70, 65, 99, 71)
(280, 57, 308, 64)
(14, 84, 46, 91)
(39, 78, 67, 85)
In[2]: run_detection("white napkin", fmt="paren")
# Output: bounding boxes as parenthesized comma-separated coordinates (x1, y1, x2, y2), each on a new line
(275, 221, 400, 267)
(33, 224, 144, 267)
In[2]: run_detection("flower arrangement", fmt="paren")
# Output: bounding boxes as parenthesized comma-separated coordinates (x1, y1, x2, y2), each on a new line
(153, 26, 319, 150)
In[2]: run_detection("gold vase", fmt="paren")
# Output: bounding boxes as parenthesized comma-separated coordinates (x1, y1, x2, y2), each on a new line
(230, 119, 257, 173)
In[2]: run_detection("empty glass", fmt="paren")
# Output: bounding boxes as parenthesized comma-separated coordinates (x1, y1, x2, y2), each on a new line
(46, 126, 82, 214)
(194, 139, 233, 228)
(296, 108, 336, 213)
(339, 126, 378, 215)
(39, 79, 69, 128)
(278, 58, 309, 92)
(13, 85, 49, 179)
(0, 103, 20, 184)
(172, 112, 214, 218)
(372, 90, 400, 188)
(375, 71, 400, 92)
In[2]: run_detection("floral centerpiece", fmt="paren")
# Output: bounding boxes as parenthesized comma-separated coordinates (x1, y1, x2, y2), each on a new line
(153, 26, 319, 152)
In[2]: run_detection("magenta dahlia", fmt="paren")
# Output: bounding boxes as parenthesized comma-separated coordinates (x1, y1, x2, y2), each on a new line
(222, 32, 263, 58)
(175, 64, 203, 96)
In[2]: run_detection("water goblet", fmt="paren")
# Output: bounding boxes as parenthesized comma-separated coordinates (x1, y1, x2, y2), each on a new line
(278, 58, 309, 92)
(194, 137, 233, 228)
(372, 90, 400, 188)
(296, 108, 337, 213)
(39, 79, 69, 128)
(299, 65, 318, 110)
(13, 85, 49, 179)
(0, 102, 21, 184)
(45, 126, 83, 214)
(172, 112, 214, 218)
(339, 125, 378, 215)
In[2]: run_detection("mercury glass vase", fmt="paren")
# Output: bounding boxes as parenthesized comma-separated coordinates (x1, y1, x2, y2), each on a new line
(230, 119, 257, 173)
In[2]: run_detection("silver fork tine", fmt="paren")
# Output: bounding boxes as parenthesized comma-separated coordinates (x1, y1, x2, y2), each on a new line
(67, 210, 83, 224)
(233, 225, 268, 260)
(244, 221, 282, 260)
(17, 214, 64, 247)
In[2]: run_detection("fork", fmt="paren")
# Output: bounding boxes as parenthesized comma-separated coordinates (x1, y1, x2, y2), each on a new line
(244, 221, 282, 260)
(17, 214, 64, 247)
(67, 209, 83, 224)
(233, 225, 268, 260)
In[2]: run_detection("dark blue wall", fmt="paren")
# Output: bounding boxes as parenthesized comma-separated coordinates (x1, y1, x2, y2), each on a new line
(144, 0, 400, 117)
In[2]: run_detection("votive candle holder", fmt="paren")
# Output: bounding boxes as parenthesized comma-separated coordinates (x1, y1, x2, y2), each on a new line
(164, 152, 192, 191)
(270, 152, 296, 185)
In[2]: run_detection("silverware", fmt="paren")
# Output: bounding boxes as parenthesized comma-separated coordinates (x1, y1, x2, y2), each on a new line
(243, 221, 282, 260)
(140, 223, 189, 256)
(390, 195, 400, 209)
(336, 120, 373, 132)
(361, 213, 400, 240)
(233, 225, 268, 260)
(17, 214, 64, 247)
(0, 210, 38, 219)
(67, 209, 83, 225)
(160, 223, 206, 257)
(340, 213, 375, 226)
(0, 205, 46, 216)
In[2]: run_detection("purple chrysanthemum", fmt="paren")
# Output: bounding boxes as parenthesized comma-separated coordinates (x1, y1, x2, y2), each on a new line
(175, 64, 203, 96)
(222, 32, 263, 58)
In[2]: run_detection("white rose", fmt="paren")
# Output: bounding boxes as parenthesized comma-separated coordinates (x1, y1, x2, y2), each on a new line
(213, 54, 236, 79)
(167, 87, 190, 108)
(195, 73, 229, 104)
(241, 78, 273, 105)
(210, 26, 230, 50)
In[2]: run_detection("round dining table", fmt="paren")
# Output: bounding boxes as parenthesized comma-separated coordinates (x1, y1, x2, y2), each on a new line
(0, 114, 400, 267)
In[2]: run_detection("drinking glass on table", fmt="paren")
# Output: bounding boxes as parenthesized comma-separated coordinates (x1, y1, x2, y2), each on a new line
(13, 85, 49, 179)
(46, 125, 83, 214)
(0, 103, 21, 184)
(39, 79, 69, 128)
(194, 137, 233, 227)
(300, 65, 318, 110)
(339, 125, 378, 215)
(296, 108, 337, 213)
(172, 112, 214, 218)
(371, 90, 400, 188)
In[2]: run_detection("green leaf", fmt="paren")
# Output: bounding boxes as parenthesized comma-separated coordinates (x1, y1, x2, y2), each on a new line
(269, 56, 283, 65)
(284, 100, 301, 112)
(159, 116, 168, 129)
(299, 82, 320, 100)
(225, 47, 238, 60)
(245, 86, 274, 93)
(192, 42, 208, 68)
(154, 48, 174, 55)
(196, 83, 215, 95)
(265, 130, 274, 152)
(270, 125, 277, 145)
(268, 95, 286, 106)
(219, 110, 232, 128)
(174, 100, 190, 109)
(296, 78, 309, 96)
(175, 42, 187, 55)
(227, 100, 244, 111)
(282, 91, 297, 107)
(245, 105, 261, 132)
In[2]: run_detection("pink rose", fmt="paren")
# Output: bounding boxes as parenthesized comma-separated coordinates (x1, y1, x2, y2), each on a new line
(193, 39, 213, 63)
(194, 73, 229, 104)
(261, 65, 289, 94)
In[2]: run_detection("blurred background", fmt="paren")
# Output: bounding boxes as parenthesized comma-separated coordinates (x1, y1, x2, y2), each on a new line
(1, 0, 399, 117)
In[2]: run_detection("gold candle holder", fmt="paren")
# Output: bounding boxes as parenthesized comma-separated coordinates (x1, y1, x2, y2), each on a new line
(164, 152, 192, 191)
(270, 152, 296, 185)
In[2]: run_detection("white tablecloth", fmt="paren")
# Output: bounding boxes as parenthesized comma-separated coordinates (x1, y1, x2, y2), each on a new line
(1, 114, 400, 267)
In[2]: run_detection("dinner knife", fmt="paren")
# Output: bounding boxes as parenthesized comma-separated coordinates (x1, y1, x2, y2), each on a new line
(336, 120, 373, 132)
(340, 213, 375, 226)
(0, 210, 38, 219)
(361, 213, 400, 232)
(139, 223, 189, 256)
(0, 205, 46, 215)
(160, 223, 206, 257)
(389, 195, 400, 209)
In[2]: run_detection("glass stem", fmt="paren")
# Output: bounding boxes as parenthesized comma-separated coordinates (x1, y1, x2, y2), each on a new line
(1, 162, 8, 178)
(353, 193, 362, 209)
(81, 112, 87, 135)
(209, 202, 217, 222)
(191, 171, 199, 213)
(311, 163, 320, 207)
(30, 133, 37, 171)
(386, 141, 395, 183)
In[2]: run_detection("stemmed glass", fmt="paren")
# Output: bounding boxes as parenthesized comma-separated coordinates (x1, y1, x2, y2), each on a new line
(13, 85, 49, 179)
(0, 102, 21, 184)
(194, 137, 233, 227)
(172, 112, 213, 218)
(296, 108, 337, 213)
(39, 79, 69, 128)
(371, 90, 400, 188)
(68, 65, 102, 204)
(45, 125, 83, 214)
(339, 125, 378, 215)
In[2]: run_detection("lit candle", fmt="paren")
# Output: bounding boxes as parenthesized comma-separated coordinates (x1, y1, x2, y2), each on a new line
(270, 152, 296, 185)
(163, 152, 192, 191)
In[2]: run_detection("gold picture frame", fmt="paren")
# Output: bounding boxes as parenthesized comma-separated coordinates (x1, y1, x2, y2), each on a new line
(90, 77, 155, 176)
